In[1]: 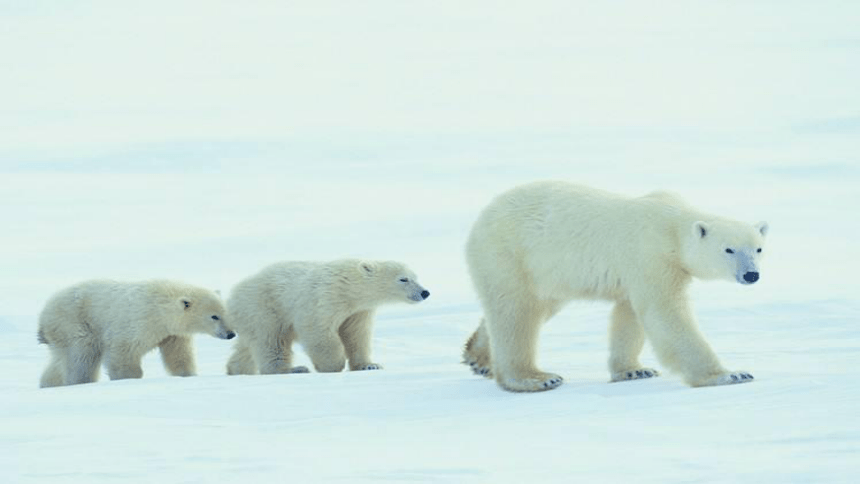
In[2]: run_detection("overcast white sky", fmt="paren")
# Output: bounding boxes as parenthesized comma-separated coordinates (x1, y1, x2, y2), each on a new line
(2, 1, 858, 170)
(1, 1, 858, 315)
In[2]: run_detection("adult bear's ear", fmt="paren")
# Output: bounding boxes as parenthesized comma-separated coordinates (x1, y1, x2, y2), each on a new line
(754, 221, 769, 237)
(692, 221, 709, 239)
(180, 298, 192, 310)
(359, 261, 377, 275)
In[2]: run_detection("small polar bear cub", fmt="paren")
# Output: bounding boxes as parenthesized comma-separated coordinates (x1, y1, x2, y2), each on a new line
(226, 259, 430, 376)
(38, 279, 235, 388)
(462, 181, 768, 392)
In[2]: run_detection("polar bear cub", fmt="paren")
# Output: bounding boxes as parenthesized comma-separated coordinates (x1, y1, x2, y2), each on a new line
(226, 259, 430, 375)
(38, 279, 235, 387)
(463, 181, 768, 392)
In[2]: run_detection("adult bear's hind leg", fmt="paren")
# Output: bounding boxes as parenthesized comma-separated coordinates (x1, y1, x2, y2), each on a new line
(463, 318, 492, 378)
(608, 299, 660, 382)
(485, 295, 563, 392)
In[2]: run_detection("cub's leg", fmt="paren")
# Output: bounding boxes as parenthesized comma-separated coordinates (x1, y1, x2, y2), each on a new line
(64, 337, 103, 385)
(339, 311, 382, 371)
(300, 319, 347, 373)
(250, 326, 304, 374)
(226, 339, 257, 375)
(159, 335, 197, 377)
(106, 341, 144, 380)
(609, 299, 660, 382)
(40, 348, 65, 388)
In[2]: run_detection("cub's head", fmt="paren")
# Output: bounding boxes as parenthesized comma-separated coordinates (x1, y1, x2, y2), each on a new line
(179, 290, 236, 339)
(359, 260, 430, 304)
(681, 220, 769, 285)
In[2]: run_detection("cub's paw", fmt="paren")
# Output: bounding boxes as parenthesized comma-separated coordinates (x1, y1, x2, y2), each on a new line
(611, 368, 660, 383)
(290, 366, 310, 374)
(499, 372, 563, 392)
(356, 363, 383, 371)
(699, 371, 754, 386)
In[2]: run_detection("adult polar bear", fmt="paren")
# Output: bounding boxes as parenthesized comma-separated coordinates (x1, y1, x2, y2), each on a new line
(463, 181, 768, 392)
(226, 259, 430, 375)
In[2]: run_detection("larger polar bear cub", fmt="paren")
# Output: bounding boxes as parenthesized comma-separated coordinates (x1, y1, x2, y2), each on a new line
(38, 279, 235, 388)
(226, 259, 430, 375)
(463, 181, 769, 392)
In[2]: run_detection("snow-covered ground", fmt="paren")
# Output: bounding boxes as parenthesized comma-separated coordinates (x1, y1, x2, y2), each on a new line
(2, 2, 859, 483)
(3, 299, 860, 483)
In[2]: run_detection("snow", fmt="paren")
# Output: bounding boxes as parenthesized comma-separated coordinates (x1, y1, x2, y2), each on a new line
(4, 302, 860, 483)
(2, 2, 859, 483)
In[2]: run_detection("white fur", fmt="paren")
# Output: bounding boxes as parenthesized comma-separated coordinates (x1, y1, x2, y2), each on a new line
(38, 279, 233, 388)
(226, 259, 429, 375)
(462, 181, 768, 392)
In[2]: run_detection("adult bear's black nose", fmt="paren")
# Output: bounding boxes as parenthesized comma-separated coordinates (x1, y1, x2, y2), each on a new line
(743, 272, 759, 283)
(420, 290, 430, 300)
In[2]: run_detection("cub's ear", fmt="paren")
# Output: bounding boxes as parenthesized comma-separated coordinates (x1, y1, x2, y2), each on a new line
(180, 298, 192, 310)
(692, 221, 709, 239)
(359, 261, 377, 274)
(754, 221, 769, 237)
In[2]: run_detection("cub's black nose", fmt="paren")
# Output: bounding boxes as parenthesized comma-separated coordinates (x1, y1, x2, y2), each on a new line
(226, 332, 236, 339)
(743, 272, 759, 283)
(420, 290, 430, 300)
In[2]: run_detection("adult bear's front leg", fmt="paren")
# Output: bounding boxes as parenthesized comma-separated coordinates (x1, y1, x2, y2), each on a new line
(633, 294, 750, 387)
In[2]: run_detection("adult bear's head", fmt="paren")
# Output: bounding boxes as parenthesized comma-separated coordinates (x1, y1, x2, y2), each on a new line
(681, 219, 769, 285)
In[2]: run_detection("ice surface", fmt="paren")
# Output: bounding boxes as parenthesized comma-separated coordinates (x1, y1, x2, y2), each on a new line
(2, 2, 859, 483)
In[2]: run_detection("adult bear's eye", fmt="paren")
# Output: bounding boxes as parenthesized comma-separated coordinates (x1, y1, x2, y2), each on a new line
(399, 278, 408, 282)
(212, 315, 220, 320)
(725, 248, 734, 254)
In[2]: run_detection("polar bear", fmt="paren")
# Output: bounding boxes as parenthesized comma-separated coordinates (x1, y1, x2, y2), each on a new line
(226, 259, 430, 375)
(462, 181, 768, 392)
(38, 279, 235, 388)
